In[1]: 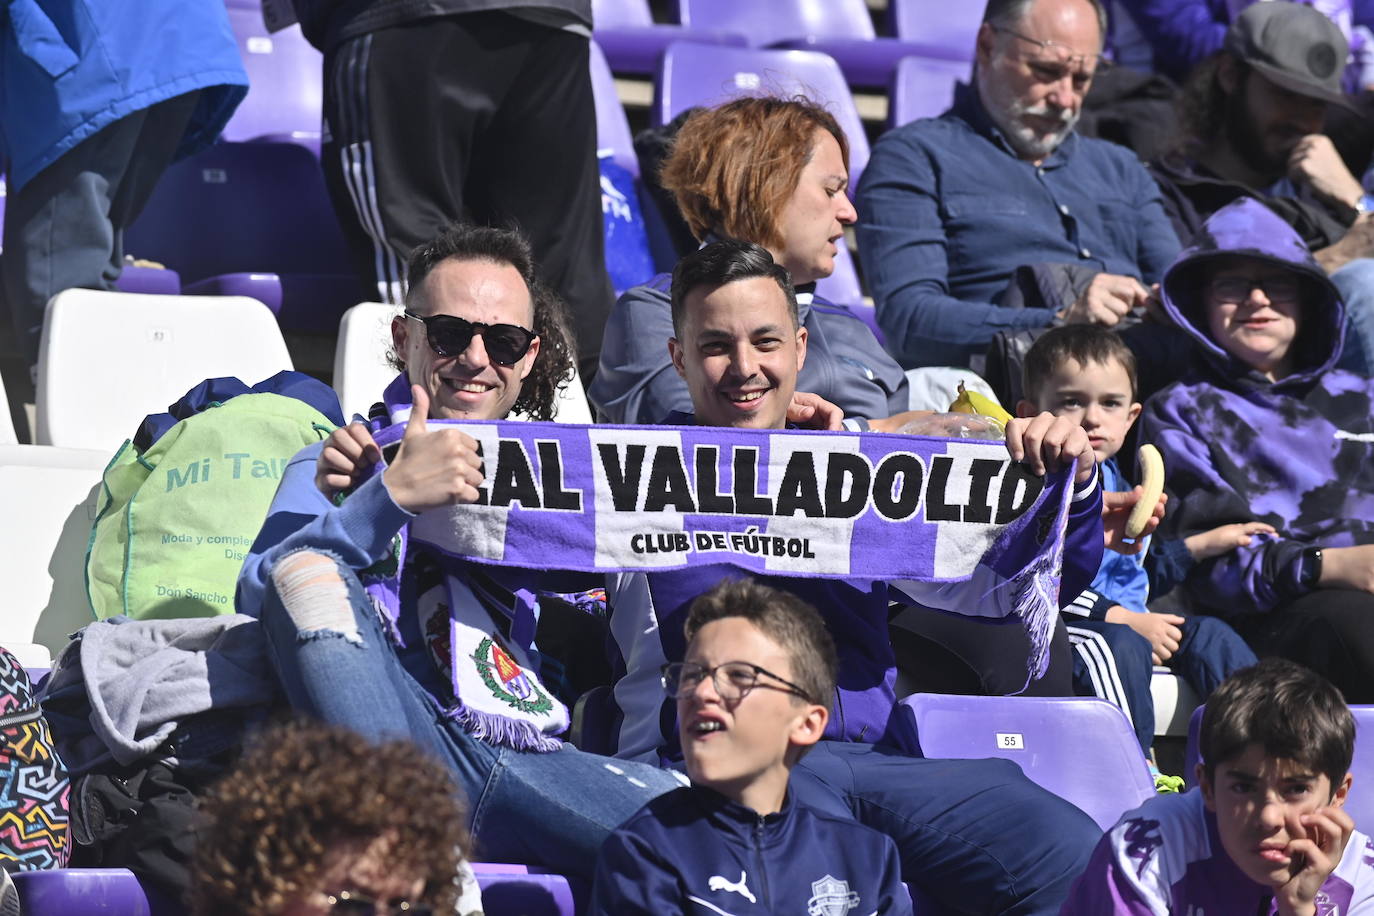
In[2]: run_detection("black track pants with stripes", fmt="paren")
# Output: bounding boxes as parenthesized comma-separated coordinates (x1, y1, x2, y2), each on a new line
(320, 12, 613, 369)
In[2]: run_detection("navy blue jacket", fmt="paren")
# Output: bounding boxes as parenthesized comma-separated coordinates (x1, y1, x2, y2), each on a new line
(590, 785, 913, 916)
(856, 84, 1180, 369)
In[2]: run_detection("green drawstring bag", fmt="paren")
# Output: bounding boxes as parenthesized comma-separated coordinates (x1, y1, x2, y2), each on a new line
(86, 377, 340, 620)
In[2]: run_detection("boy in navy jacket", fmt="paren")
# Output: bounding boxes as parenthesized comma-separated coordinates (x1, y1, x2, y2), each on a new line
(589, 577, 912, 916)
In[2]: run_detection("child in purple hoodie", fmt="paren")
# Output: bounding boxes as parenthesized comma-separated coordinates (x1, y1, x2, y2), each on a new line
(1060, 658, 1373, 915)
(1140, 197, 1374, 702)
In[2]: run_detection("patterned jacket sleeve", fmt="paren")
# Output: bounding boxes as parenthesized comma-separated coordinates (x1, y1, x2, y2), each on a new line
(1140, 389, 1307, 614)
(1060, 823, 1168, 916)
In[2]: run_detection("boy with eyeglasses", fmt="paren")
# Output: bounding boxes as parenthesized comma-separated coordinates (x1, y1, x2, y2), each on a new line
(1018, 324, 1259, 755)
(589, 577, 912, 916)
(1138, 196, 1374, 701)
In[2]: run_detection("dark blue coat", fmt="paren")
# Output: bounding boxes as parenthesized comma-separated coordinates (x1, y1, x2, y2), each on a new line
(590, 785, 913, 916)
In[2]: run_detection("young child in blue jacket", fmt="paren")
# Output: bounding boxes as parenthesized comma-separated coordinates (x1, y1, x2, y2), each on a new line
(1018, 324, 1261, 754)
(588, 577, 912, 916)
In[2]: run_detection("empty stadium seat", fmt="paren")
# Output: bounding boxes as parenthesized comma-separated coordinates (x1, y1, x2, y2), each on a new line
(124, 140, 363, 332)
(900, 692, 1157, 830)
(35, 290, 293, 451)
(1149, 665, 1200, 737)
(887, 55, 970, 129)
(674, 0, 963, 88)
(654, 42, 868, 305)
(0, 445, 110, 667)
(333, 302, 398, 419)
(332, 303, 594, 423)
(592, 0, 747, 76)
(222, 6, 323, 148)
(1184, 704, 1374, 832)
(888, 0, 984, 60)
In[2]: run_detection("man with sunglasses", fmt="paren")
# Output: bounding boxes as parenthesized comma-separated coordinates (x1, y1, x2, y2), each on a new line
(237, 223, 686, 876)
(856, 0, 1181, 370)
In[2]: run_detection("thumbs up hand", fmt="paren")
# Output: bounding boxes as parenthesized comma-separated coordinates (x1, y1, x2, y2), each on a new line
(380, 385, 486, 513)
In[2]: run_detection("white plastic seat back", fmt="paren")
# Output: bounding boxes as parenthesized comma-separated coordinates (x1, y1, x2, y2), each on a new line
(36, 290, 293, 451)
(0, 366, 18, 445)
(0, 445, 111, 666)
(333, 302, 594, 423)
(333, 303, 399, 420)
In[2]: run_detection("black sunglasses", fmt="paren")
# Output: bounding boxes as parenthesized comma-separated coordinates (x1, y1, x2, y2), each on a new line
(404, 311, 536, 367)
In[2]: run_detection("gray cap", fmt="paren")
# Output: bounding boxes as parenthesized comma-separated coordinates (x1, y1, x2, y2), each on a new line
(1224, 1, 1351, 107)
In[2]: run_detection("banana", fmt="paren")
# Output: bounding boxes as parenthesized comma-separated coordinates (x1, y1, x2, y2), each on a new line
(948, 381, 1013, 428)
(1126, 444, 1165, 538)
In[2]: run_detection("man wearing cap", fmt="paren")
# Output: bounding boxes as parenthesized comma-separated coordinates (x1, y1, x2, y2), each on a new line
(1149, 0, 1374, 372)
(856, 0, 1182, 371)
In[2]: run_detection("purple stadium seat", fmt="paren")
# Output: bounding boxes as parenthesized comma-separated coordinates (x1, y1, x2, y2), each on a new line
(900, 693, 1157, 831)
(593, 0, 748, 76)
(888, 0, 984, 61)
(475, 865, 584, 916)
(887, 55, 970, 129)
(10, 864, 581, 916)
(223, 7, 323, 148)
(654, 42, 868, 303)
(125, 141, 363, 333)
(1184, 704, 1374, 833)
(114, 265, 182, 295)
(11, 868, 179, 916)
(673, 0, 963, 88)
(655, 43, 870, 190)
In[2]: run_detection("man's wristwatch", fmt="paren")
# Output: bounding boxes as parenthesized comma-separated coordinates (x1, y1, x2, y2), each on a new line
(1298, 547, 1324, 589)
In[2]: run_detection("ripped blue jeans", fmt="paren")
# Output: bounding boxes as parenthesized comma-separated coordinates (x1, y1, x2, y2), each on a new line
(256, 552, 682, 874)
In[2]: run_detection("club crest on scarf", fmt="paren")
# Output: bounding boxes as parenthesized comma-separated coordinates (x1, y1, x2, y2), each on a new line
(473, 636, 552, 714)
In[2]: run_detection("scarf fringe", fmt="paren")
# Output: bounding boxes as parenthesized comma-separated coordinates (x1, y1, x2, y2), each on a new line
(448, 704, 565, 753)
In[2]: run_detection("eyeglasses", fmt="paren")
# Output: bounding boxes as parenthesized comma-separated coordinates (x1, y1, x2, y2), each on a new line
(325, 890, 432, 916)
(404, 311, 536, 366)
(991, 25, 1109, 85)
(1208, 276, 1302, 305)
(662, 661, 814, 703)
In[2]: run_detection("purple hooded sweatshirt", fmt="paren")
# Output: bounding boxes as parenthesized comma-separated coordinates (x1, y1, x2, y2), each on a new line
(1140, 197, 1374, 615)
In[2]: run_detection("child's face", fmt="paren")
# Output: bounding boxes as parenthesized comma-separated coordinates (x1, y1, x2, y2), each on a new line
(1200, 742, 1352, 888)
(1203, 261, 1302, 380)
(1021, 357, 1141, 464)
(678, 617, 820, 805)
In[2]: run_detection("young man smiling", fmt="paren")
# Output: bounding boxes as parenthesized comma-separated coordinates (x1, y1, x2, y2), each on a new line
(603, 239, 1125, 914)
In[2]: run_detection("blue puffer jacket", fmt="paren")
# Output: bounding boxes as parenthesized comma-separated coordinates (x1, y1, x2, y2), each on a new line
(589, 785, 913, 916)
(0, 0, 247, 190)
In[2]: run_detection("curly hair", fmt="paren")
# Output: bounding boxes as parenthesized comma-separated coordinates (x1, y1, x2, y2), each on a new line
(190, 721, 471, 916)
(387, 222, 578, 421)
(659, 95, 850, 250)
